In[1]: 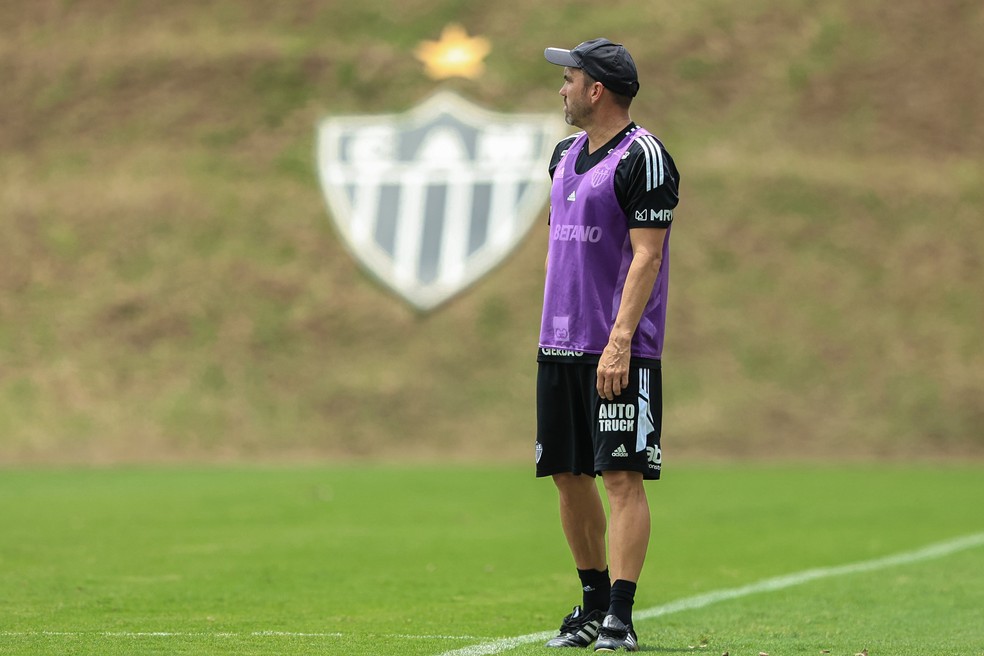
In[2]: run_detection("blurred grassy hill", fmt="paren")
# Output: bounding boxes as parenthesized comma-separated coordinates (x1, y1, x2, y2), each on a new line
(1, 0, 982, 464)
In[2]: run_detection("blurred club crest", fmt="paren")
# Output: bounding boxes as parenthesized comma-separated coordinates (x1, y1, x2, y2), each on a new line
(317, 90, 565, 311)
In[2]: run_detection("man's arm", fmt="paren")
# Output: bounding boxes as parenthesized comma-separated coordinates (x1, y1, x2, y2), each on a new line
(596, 227, 667, 400)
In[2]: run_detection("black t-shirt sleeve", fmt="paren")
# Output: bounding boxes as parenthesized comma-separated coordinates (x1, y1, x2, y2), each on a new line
(616, 137, 680, 229)
(548, 135, 579, 180)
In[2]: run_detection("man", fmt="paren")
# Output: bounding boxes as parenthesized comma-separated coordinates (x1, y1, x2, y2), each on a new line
(536, 38, 680, 652)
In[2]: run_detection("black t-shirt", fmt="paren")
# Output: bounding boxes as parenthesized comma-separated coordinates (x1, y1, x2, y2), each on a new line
(548, 123, 680, 228)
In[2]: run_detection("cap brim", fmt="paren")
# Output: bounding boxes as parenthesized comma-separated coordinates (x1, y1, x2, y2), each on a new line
(544, 47, 579, 67)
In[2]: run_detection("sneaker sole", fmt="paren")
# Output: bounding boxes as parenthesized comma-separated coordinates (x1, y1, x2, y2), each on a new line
(594, 649, 635, 653)
(594, 642, 638, 652)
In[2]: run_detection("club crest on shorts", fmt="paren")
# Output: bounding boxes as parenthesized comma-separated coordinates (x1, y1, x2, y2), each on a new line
(317, 91, 566, 311)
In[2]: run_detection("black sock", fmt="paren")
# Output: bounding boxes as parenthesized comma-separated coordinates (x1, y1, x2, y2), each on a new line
(577, 567, 611, 614)
(608, 579, 637, 626)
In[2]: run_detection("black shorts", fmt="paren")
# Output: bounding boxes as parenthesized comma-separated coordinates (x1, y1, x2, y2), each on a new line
(535, 361, 662, 479)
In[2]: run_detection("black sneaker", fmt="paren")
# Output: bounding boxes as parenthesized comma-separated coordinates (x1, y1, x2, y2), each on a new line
(593, 614, 639, 652)
(545, 605, 605, 648)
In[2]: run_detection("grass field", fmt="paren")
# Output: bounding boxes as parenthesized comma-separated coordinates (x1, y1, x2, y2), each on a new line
(4, 4, 982, 653)
(2, 464, 982, 656)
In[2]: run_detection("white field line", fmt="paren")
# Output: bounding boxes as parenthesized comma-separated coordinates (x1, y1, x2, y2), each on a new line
(437, 531, 984, 656)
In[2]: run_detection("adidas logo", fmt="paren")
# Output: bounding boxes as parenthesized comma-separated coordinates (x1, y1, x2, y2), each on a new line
(612, 444, 629, 457)
(567, 190, 576, 202)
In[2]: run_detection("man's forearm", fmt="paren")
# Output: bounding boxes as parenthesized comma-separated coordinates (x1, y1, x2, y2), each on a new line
(609, 251, 662, 348)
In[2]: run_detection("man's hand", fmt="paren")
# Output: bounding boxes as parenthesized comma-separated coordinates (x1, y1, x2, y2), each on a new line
(597, 332, 631, 400)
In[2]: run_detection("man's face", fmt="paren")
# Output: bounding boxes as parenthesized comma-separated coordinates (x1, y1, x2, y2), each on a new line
(559, 67, 593, 128)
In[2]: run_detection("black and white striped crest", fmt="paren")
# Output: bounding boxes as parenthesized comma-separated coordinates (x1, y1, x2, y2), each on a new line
(317, 92, 566, 311)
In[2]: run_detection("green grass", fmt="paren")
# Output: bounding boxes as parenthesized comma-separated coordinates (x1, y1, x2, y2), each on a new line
(1, 464, 982, 655)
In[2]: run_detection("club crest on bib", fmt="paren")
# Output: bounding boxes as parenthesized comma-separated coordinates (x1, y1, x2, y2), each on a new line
(317, 91, 565, 311)
(591, 165, 611, 188)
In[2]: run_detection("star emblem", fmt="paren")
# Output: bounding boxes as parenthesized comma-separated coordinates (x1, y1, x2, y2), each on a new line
(415, 24, 491, 80)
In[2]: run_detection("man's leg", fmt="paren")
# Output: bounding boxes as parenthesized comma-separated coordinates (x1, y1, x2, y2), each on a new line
(554, 472, 611, 612)
(544, 473, 610, 648)
(553, 472, 608, 571)
(601, 470, 650, 584)
(593, 470, 649, 652)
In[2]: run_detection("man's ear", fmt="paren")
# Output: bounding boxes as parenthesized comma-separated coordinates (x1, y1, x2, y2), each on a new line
(589, 81, 605, 103)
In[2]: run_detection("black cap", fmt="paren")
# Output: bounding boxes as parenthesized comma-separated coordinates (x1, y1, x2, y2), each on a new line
(544, 38, 640, 98)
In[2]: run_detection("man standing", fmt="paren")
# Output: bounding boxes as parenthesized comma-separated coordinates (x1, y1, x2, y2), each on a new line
(536, 39, 680, 652)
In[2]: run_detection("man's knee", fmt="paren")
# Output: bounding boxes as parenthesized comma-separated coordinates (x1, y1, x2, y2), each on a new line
(553, 473, 602, 505)
(553, 472, 594, 490)
(601, 470, 645, 499)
